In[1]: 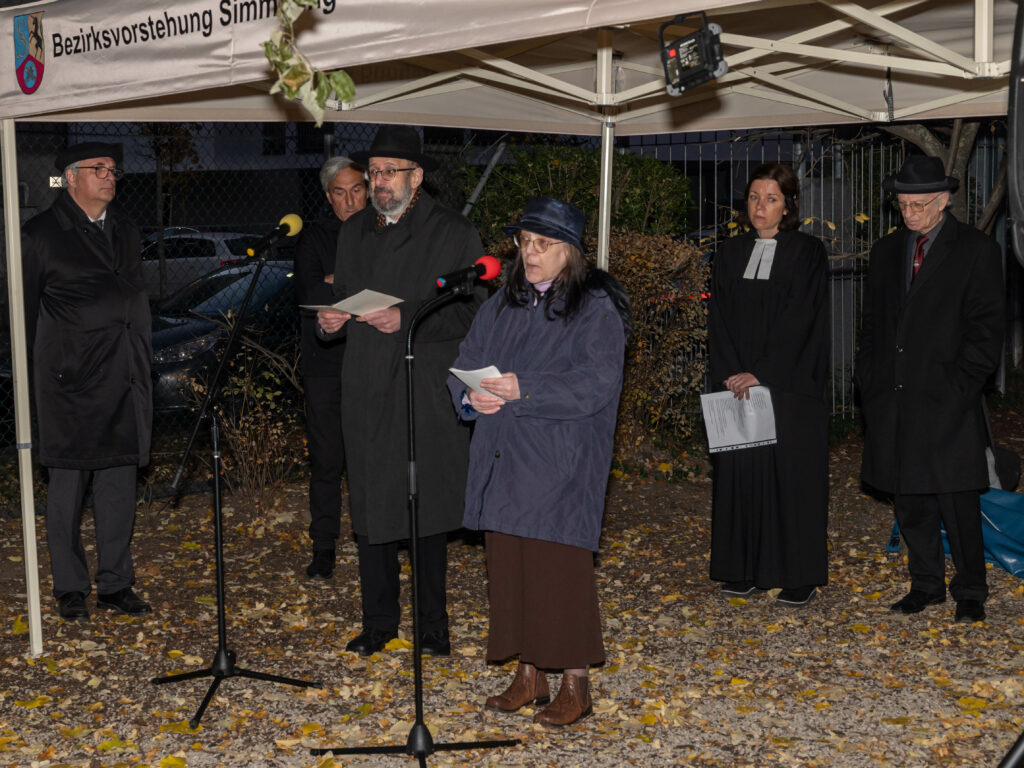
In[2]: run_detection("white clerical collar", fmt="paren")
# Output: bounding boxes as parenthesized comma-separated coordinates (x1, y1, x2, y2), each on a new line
(742, 238, 777, 280)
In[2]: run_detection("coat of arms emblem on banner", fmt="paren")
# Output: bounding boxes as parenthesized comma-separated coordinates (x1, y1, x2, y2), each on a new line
(14, 12, 45, 95)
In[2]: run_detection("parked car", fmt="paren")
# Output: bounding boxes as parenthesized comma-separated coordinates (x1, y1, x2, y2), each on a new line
(150, 261, 297, 413)
(140, 229, 265, 298)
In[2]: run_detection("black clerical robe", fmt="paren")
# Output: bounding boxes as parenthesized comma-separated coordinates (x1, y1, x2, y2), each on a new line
(708, 229, 830, 588)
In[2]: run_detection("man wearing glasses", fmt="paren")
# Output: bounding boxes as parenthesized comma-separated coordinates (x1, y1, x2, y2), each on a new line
(857, 155, 1004, 624)
(317, 126, 485, 657)
(22, 142, 153, 622)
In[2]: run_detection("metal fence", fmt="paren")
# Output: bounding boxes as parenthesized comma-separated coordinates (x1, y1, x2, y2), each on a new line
(0, 120, 1016, 489)
(624, 125, 1012, 412)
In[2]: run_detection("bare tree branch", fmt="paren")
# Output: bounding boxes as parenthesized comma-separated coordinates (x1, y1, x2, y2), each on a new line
(945, 119, 963, 175)
(948, 121, 981, 220)
(879, 124, 944, 157)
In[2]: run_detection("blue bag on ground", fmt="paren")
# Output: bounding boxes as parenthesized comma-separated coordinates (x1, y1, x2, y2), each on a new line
(885, 489, 1024, 578)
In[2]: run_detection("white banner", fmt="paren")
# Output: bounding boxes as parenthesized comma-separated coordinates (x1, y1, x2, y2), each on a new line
(0, 0, 739, 121)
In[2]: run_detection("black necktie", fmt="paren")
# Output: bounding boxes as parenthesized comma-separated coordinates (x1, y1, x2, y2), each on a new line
(94, 218, 104, 232)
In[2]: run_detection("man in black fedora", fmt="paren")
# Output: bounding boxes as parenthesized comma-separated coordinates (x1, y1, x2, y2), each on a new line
(856, 155, 1004, 623)
(318, 125, 485, 655)
(22, 141, 153, 621)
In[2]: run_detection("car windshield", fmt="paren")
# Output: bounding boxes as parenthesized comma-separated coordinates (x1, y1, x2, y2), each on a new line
(155, 268, 292, 318)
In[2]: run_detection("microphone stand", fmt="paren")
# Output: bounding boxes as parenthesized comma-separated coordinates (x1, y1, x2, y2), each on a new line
(152, 242, 321, 728)
(312, 276, 518, 765)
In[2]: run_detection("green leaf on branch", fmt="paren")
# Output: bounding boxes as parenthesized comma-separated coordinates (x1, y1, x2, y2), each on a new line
(263, 0, 355, 125)
(328, 70, 356, 102)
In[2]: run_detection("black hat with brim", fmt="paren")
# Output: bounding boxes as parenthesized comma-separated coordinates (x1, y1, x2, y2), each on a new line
(350, 125, 438, 172)
(882, 155, 959, 194)
(54, 141, 123, 172)
(502, 196, 586, 254)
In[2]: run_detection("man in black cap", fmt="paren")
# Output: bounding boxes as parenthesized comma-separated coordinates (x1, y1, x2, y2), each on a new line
(318, 125, 484, 656)
(857, 155, 1004, 623)
(22, 141, 153, 621)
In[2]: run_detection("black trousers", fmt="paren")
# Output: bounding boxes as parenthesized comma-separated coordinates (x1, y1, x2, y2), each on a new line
(356, 532, 448, 635)
(46, 465, 137, 597)
(895, 490, 988, 602)
(304, 375, 345, 550)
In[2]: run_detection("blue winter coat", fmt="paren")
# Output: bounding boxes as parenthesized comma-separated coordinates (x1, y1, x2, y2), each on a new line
(448, 280, 627, 551)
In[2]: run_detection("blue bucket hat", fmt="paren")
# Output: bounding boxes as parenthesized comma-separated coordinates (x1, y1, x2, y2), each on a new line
(502, 197, 585, 253)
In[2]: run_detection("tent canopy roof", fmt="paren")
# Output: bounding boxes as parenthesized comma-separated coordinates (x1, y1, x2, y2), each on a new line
(3, 0, 1014, 133)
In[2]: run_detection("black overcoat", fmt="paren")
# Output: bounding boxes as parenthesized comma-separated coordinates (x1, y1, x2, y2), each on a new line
(22, 192, 152, 469)
(331, 192, 484, 544)
(856, 214, 1004, 495)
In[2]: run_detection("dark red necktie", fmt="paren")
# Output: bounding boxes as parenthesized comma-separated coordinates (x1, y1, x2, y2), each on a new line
(912, 234, 927, 279)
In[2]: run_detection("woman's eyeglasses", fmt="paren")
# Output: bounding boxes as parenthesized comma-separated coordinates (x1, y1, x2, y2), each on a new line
(514, 233, 563, 254)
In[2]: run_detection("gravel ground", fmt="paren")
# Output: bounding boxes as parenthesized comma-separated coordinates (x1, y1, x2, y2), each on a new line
(2, 412, 1024, 767)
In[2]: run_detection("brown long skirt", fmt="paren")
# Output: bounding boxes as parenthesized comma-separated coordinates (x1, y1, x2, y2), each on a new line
(485, 531, 605, 670)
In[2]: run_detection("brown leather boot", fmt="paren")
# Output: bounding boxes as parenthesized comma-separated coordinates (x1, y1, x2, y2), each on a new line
(533, 673, 593, 726)
(485, 662, 550, 712)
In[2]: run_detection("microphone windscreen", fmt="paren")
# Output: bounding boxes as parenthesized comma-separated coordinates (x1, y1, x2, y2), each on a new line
(279, 213, 303, 236)
(476, 255, 502, 280)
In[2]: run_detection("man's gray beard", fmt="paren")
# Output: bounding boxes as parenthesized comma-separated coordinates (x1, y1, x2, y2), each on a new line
(372, 190, 409, 217)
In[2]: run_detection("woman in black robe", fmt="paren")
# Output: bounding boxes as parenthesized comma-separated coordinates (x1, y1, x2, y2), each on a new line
(708, 162, 830, 606)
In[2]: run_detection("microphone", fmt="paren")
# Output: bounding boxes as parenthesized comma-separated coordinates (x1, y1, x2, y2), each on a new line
(436, 255, 501, 289)
(246, 213, 303, 256)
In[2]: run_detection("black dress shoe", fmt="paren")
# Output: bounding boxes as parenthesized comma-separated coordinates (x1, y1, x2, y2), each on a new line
(720, 581, 764, 598)
(346, 628, 397, 656)
(890, 589, 945, 614)
(955, 599, 986, 623)
(96, 587, 151, 616)
(419, 629, 451, 657)
(57, 592, 89, 621)
(305, 549, 335, 579)
(777, 585, 818, 606)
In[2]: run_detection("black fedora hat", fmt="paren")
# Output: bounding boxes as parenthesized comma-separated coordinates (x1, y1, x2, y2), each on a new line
(882, 155, 959, 194)
(350, 125, 438, 172)
(502, 196, 585, 253)
(54, 141, 123, 172)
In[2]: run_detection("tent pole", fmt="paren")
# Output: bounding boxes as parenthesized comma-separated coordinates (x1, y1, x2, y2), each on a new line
(1, 118, 43, 658)
(596, 28, 615, 271)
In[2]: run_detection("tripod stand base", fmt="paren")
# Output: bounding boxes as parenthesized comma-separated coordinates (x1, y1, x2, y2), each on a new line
(309, 714, 518, 763)
(152, 647, 322, 728)
(310, 726, 519, 759)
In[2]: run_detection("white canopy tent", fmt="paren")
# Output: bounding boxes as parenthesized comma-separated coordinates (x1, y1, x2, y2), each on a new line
(1, 0, 1014, 655)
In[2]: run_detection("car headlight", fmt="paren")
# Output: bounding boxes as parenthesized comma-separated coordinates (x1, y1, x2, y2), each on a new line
(152, 332, 220, 364)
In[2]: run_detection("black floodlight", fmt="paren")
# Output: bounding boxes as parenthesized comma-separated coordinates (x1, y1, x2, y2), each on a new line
(659, 12, 728, 96)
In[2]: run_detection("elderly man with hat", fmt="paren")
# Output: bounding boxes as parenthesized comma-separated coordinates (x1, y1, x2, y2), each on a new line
(317, 125, 485, 656)
(856, 155, 1004, 624)
(22, 141, 153, 621)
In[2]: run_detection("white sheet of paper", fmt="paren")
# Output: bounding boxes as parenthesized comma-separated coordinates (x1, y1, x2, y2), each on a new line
(300, 289, 403, 316)
(449, 365, 505, 402)
(700, 386, 777, 453)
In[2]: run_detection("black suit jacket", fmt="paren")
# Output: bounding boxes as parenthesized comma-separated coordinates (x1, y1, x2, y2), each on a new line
(294, 215, 344, 378)
(856, 213, 1004, 494)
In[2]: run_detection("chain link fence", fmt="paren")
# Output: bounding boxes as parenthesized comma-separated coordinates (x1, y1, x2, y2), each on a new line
(0, 120, 1017, 498)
